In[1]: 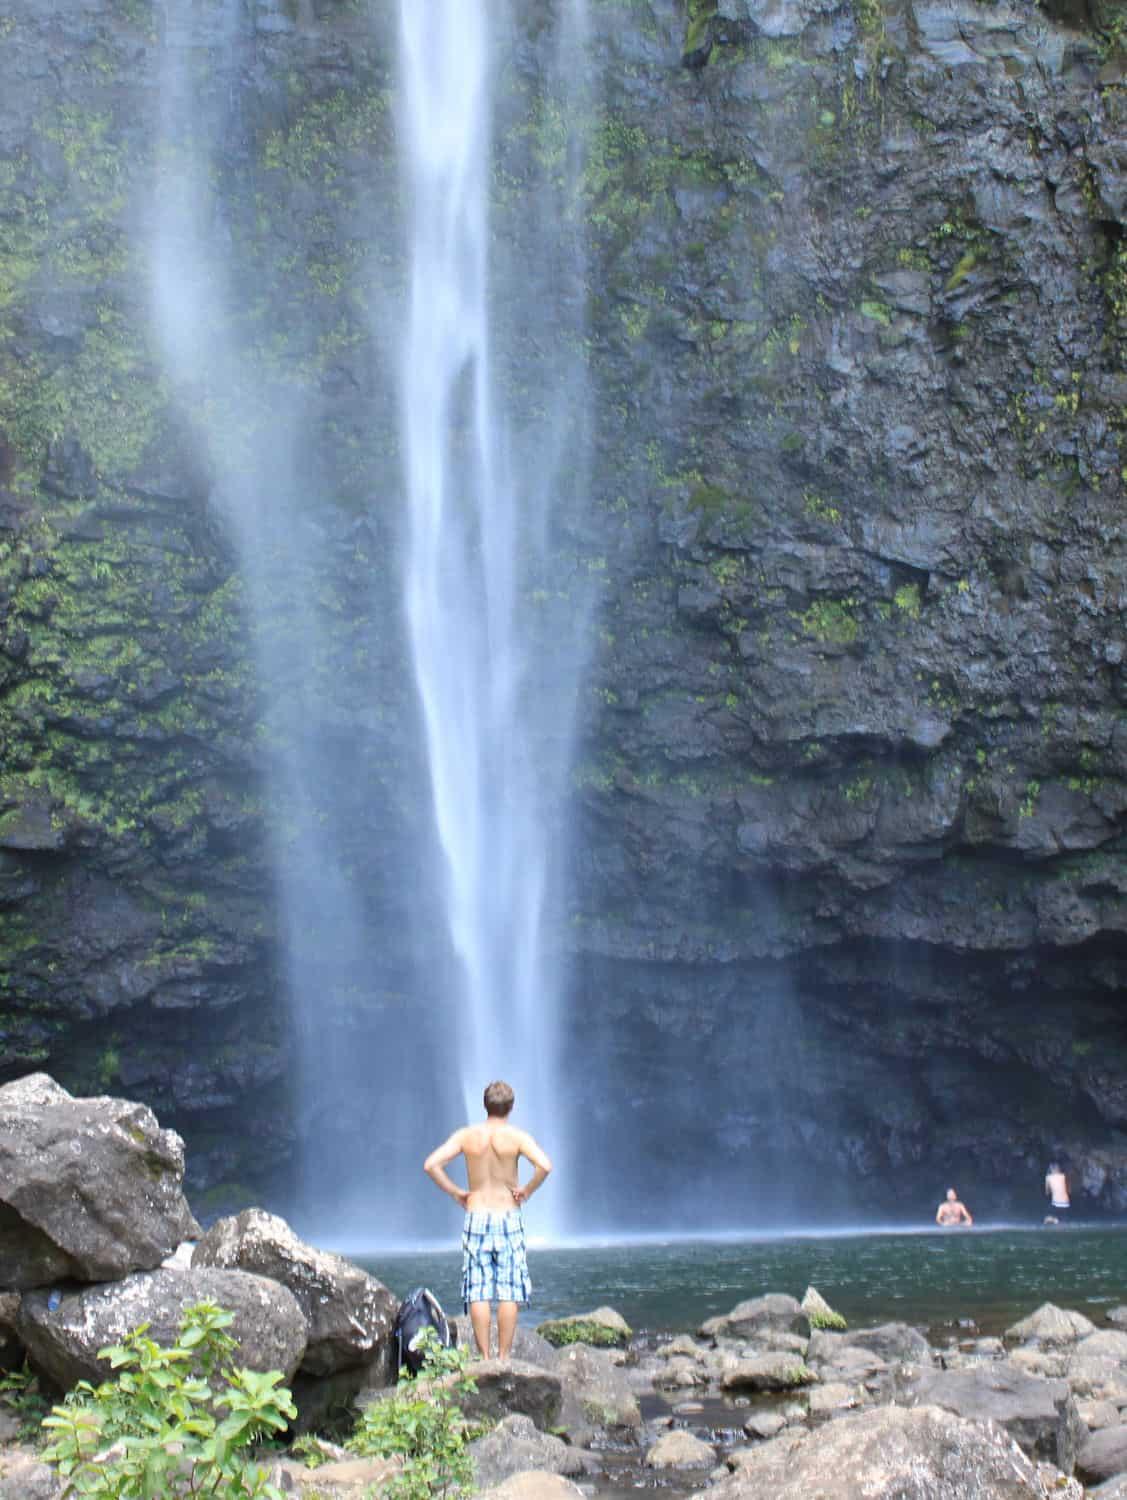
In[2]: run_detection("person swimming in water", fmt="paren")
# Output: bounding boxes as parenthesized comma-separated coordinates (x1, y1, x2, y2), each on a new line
(935, 1187, 973, 1227)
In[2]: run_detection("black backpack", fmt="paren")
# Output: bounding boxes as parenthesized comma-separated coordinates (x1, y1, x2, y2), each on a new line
(393, 1286, 457, 1376)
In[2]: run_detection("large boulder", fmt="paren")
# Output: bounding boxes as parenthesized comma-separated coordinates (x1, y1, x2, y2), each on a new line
(18, 1267, 307, 1390)
(1076, 1331, 1127, 1364)
(720, 1353, 817, 1392)
(899, 1359, 1081, 1472)
(431, 1358, 562, 1432)
(694, 1404, 1082, 1500)
(843, 1323, 934, 1366)
(191, 1209, 396, 1377)
(554, 1342, 641, 1443)
(698, 1293, 808, 1343)
(268, 1455, 400, 1497)
(1077, 1424, 1127, 1486)
(806, 1328, 898, 1386)
(0, 1448, 62, 1500)
(477, 1475, 584, 1500)
(1007, 1305, 1098, 1346)
(0, 1075, 200, 1291)
(468, 1414, 594, 1487)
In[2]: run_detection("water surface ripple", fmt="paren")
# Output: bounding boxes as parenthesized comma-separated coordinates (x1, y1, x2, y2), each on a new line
(359, 1226, 1127, 1335)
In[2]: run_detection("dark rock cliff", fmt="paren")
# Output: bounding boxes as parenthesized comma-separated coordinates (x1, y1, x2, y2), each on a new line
(0, 0, 1124, 1224)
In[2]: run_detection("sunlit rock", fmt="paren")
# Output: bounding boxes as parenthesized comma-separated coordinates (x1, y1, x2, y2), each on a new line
(0, 1075, 199, 1291)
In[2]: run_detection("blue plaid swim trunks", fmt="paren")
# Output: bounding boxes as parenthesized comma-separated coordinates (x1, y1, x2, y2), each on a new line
(462, 1209, 532, 1308)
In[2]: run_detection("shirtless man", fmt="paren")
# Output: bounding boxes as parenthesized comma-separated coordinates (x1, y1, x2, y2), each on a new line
(935, 1187, 973, 1227)
(1045, 1162, 1070, 1222)
(423, 1080, 552, 1358)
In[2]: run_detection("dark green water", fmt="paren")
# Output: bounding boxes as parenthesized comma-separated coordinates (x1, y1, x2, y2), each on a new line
(357, 1226, 1127, 1336)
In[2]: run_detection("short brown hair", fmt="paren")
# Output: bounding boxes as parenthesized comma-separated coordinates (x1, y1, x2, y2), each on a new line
(483, 1080, 514, 1117)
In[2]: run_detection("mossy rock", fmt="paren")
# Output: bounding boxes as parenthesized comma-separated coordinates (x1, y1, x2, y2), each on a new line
(802, 1285, 847, 1331)
(537, 1306, 632, 1348)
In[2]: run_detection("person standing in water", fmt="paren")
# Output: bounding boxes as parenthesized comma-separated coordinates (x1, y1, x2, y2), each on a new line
(424, 1080, 552, 1359)
(1045, 1161, 1071, 1223)
(935, 1187, 974, 1226)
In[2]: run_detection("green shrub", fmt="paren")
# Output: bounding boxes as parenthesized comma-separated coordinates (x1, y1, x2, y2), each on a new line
(0, 1363, 48, 1441)
(346, 1329, 477, 1500)
(41, 1300, 295, 1499)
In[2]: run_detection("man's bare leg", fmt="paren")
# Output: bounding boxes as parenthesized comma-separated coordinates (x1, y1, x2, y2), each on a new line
(497, 1301, 519, 1359)
(469, 1301, 493, 1358)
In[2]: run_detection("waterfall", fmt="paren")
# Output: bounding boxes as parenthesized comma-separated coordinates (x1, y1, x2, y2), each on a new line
(148, 0, 393, 1234)
(396, 0, 590, 1226)
(148, 0, 590, 1241)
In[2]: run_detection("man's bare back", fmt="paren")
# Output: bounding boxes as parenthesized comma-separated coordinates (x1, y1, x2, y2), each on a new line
(460, 1120, 531, 1212)
(424, 1080, 552, 1358)
(423, 1117, 551, 1212)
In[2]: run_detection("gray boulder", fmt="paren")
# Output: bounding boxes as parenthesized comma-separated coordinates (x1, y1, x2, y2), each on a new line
(1007, 1305, 1098, 1346)
(192, 1209, 396, 1377)
(1077, 1424, 1127, 1486)
(1064, 1351, 1127, 1404)
(743, 1408, 789, 1439)
(433, 1358, 562, 1432)
(267, 1454, 400, 1496)
(1077, 1331, 1127, 1363)
(806, 1329, 894, 1384)
(653, 1354, 708, 1390)
(18, 1267, 307, 1390)
(0, 1074, 200, 1291)
(1093, 1476, 1127, 1498)
(692, 1404, 1081, 1500)
(720, 1353, 817, 1392)
(843, 1323, 934, 1366)
(0, 1449, 62, 1500)
(899, 1359, 1081, 1473)
(477, 1475, 584, 1500)
(469, 1414, 594, 1487)
(1078, 1397, 1121, 1431)
(699, 1293, 808, 1343)
(554, 1341, 641, 1442)
(644, 1430, 715, 1467)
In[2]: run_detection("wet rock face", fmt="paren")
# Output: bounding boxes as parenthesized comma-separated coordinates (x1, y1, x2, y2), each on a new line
(0, 0, 1124, 1213)
(562, 0, 1127, 1217)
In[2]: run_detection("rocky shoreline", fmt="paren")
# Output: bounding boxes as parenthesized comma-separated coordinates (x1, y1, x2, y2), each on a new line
(5, 1076, 1127, 1497)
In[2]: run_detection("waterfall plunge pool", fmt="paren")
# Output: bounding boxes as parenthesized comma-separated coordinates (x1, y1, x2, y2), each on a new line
(352, 1225, 1127, 1335)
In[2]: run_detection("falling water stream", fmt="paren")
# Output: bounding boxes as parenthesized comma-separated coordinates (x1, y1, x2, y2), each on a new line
(148, 0, 591, 1239)
(397, 0, 590, 1227)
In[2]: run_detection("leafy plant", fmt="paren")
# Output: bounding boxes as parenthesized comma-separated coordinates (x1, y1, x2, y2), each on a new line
(40, 1300, 295, 1499)
(346, 1328, 477, 1500)
(0, 1362, 49, 1441)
